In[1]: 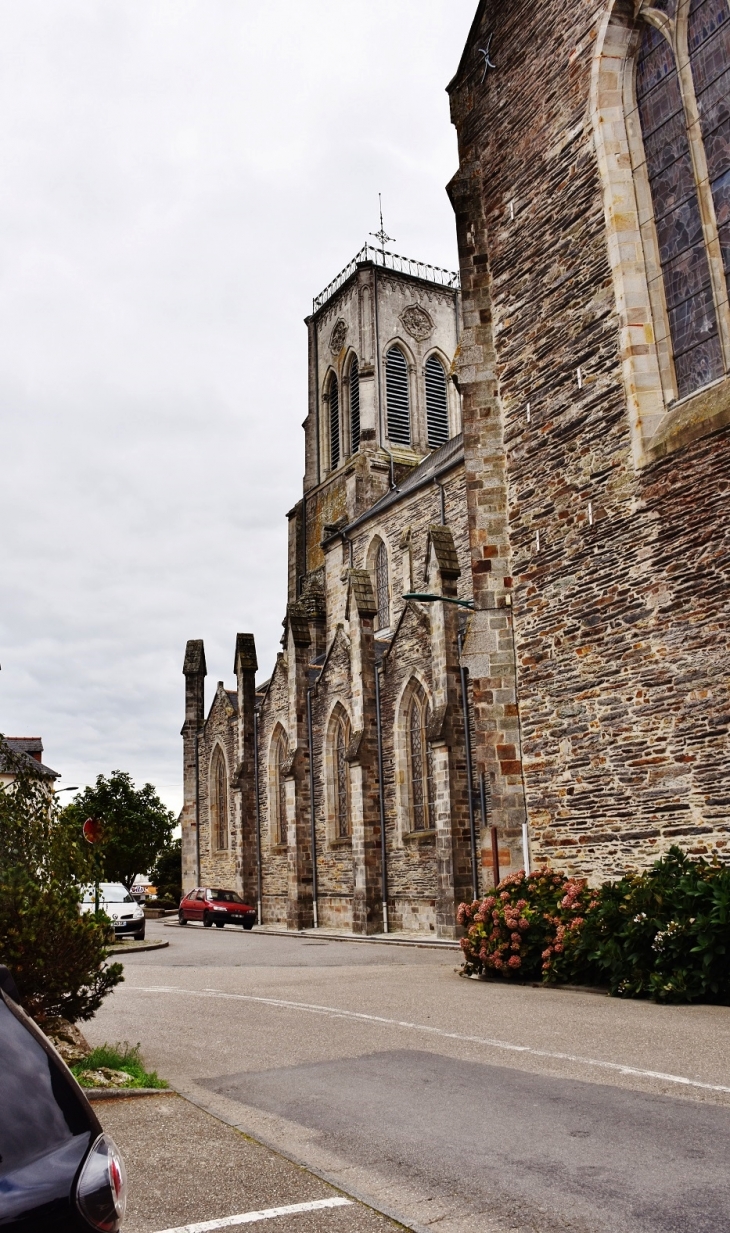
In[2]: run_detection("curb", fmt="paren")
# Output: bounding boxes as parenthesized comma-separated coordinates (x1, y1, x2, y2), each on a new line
(86, 1087, 176, 1101)
(457, 970, 609, 995)
(107, 939, 170, 955)
(162, 919, 459, 950)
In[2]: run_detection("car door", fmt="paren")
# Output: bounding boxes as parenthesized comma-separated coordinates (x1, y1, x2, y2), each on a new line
(184, 889, 201, 922)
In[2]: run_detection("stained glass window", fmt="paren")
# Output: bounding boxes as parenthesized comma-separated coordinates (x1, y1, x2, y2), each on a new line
(375, 540, 389, 631)
(211, 748, 228, 851)
(350, 356, 360, 454)
(329, 376, 340, 470)
(386, 346, 411, 444)
(636, 20, 724, 398)
(408, 691, 434, 832)
(689, 0, 730, 303)
(274, 730, 288, 846)
(334, 719, 350, 839)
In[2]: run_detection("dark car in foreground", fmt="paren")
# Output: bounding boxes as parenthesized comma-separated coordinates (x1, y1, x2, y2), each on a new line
(0, 966, 127, 1232)
(178, 887, 256, 929)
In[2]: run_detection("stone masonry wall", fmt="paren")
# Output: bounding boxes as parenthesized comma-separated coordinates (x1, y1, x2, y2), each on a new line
(449, 0, 730, 881)
(256, 657, 290, 924)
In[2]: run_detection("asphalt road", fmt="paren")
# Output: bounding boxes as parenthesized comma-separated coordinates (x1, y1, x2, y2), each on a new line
(88, 921, 730, 1233)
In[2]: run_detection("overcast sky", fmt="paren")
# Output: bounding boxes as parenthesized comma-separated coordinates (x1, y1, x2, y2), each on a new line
(0, 0, 475, 813)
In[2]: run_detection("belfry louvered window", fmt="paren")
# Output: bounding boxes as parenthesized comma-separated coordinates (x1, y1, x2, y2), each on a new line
(329, 375, 340, 470)
(425, 355, 449, 448)
(386, 346, 411, 444)
(632, 0, 730, 400)
(350, 356, 360, 453)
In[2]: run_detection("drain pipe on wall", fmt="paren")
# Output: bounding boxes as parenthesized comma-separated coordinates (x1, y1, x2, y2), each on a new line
(374, 663, 389, 934)
(457, 628, 479, 903)
(253, 709, 263, 925)
(306, 687, 319, 929)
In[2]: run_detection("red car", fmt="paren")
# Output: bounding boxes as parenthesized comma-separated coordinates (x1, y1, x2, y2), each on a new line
(178, 887, 256, 930)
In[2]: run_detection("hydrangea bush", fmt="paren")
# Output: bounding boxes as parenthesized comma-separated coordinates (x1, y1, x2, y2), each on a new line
(457, 868, 597, 983)
(458, 846, 730, 1004)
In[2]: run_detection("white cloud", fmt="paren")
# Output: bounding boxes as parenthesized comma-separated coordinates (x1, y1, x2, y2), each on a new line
(0, 0, 475, 812)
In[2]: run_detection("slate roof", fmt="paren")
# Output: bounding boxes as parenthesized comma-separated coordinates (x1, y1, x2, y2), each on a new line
(343, 433, 464, 534)
(0, 738, 59, 779)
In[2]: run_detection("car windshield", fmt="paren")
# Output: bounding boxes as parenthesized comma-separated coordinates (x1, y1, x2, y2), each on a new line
(81, 885, 134, 904)
(210, 890, 244, 904)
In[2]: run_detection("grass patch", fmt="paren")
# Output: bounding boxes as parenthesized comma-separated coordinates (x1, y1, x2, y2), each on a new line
(72, 1041, 168, 1089)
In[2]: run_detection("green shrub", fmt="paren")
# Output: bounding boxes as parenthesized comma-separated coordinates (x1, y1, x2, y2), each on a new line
(0, 739, 123, 1024)
(72, 1041, 168, 1089)
(458, 846, 730, 1004)
(149, 838, 182, 906)
(577, 847, 730, 1004)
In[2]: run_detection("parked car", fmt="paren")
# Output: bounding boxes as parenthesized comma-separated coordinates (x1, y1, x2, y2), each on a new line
(178, 887, 256, 929)
(80, 883, 146, 940)
(0, 965, 127, 1231)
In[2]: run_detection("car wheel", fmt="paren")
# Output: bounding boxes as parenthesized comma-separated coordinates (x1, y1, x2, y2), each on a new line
(243, 921, 255, 931)
(134, 929, 145, 941)
(178, 912, 188, 925)
(203, 912, 213, 928)
(215, 920, 225, 928)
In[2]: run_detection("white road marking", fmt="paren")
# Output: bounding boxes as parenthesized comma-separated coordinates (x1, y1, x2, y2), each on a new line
(131, 984, 730, 1096)
(154, 1196, 352, 1233)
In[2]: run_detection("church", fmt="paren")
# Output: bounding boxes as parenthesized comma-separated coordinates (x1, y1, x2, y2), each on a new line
(181, 0, 730, 937)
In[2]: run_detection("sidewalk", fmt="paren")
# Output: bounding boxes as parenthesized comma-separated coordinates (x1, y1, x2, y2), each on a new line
(99, 1091, 406, 1233)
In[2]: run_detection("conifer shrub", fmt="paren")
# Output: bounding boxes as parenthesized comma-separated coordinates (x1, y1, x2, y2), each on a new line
(458, 846, 730, 1004)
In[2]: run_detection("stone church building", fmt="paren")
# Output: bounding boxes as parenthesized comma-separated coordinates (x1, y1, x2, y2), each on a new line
(182, 0, 729, 936)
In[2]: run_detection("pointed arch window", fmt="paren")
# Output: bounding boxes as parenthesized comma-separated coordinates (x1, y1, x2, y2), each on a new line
(425, 355, 450, 448)
(349, 356, 360, 454)
(408, 688, 435, 832)
(375, 539, 390, 631)
(631, 2, 729, 401)
(272, 728, 288, 846)
(328, 374, 340, 470)
(385, 346, 411, 444)
(333, 714, 350, 839)
(211, 747, 229, 851)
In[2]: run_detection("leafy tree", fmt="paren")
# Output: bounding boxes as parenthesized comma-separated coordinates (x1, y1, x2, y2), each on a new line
(149, 838, 182, 906)
(63, 771, 175, 890)
(0, 738, 123, 1024)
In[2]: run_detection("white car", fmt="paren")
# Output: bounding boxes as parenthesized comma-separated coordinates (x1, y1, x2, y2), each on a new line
(80, 882, 146, 940)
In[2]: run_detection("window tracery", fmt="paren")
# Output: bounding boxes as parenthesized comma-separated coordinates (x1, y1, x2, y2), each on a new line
(407, 688, 435, 832)
(631, 0, 729, 401)
(272, 728, 288, 846)
(374, 539, 390, 631)
(334, 716, 350, 839)
(210, 747, 228, 851)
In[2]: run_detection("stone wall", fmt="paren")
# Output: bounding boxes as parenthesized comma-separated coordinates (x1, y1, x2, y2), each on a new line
(449, 0, 730, 880)
(197, 684, 240, 891)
